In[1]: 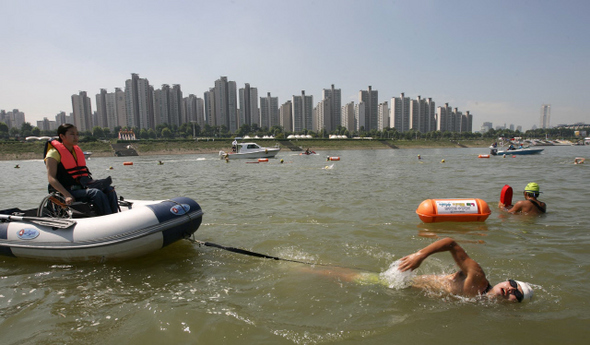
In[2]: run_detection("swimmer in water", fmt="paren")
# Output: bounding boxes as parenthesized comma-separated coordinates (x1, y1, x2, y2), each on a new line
(304, 237, 533, 303)
(398, 237, 533, 302)
(574, 157, 585, 164)
(499, 182, 546, 215)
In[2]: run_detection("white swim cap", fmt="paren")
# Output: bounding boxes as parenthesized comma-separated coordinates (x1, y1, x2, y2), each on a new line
(514, 280, 534, 302)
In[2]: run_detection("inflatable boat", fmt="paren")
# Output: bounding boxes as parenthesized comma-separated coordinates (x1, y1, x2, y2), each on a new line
(0, 197, 203, 262)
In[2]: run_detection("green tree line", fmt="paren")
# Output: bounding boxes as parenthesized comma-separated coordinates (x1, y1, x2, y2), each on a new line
(0, 121, 584, 142)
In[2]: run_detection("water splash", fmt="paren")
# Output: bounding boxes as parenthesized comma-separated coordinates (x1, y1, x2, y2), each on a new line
(379, 260, 415, 289)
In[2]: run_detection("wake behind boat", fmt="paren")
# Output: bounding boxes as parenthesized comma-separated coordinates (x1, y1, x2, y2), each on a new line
(220, 142, 280, 160)
(0, 196, 203, 262)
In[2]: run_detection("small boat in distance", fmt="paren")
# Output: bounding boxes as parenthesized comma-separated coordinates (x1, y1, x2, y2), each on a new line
(490, 146, 544, 155)
(83, 151, 92, 159)
(219, 142, 281, 160)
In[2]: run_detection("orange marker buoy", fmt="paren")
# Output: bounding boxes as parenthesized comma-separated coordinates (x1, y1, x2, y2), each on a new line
(416, 198, 491, 223)
(123, 162, 133, 166)
(327, 157, 340, 161)
(258, 158, 269, 162)
(478, 154, 490, 158)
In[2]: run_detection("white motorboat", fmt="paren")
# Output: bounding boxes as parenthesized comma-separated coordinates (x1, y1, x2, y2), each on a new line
(0, 196, 203, 262)
(219, 142, 281, 160)
(489, 145, 544, 155)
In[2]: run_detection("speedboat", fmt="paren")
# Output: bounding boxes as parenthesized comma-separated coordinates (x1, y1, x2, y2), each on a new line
(83, 151, 92, 159)
(489, 146, 544, 155)
(219, 142, 281, 160)
(0, 196, 203, 262)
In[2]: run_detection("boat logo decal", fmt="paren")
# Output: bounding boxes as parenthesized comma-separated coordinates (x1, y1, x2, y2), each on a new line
(170, 204, 191, 216)
(18, 228, 40, 240)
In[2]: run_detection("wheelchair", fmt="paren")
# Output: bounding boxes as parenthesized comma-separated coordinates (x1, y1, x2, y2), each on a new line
(37, 192, 97, 218)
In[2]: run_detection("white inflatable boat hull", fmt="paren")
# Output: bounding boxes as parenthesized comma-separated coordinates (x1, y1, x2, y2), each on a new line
(0, 197, 203, 262)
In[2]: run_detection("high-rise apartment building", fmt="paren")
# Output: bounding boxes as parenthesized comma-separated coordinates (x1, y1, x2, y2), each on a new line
(239, 84, 259, 126)
(71, 91, 92, 132)
(170, 84, 183, 127)
(342, 102, 355, 132)
(359, 86, 378, 131)
(321, 84, 341, 132)
(292, 91, 313, 132)
(211, 76, 238, 133)
(540, 104, 551, 128)
(204, 88, 215, 126)
(410, 96, 435, 133)
(436, 103, 452, 132)
(315, 100, 330, 133)
(1, 109, 26, 129)
(355, 102, 366, 132)
(391, 93, 411, 132)
(260, 92, 279, 129)
(378, 101, 389, 130)
(103, 87, 126, 130)
(461, 111, 473, 133)
(125, 73, 153, 129)
(153, 85, 171, 127)
(55, 111, 67, 127)
(95, 89, 108, 128)
(184, 94, 205, 127)
(480, 122, 493, 133)
(280, 101, 293, 132)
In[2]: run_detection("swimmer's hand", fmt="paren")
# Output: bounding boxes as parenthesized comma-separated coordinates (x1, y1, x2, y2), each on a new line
(398, 252, 425, 272)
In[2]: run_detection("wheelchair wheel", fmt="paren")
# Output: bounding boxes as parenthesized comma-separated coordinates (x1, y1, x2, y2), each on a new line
(37, 194, 73, 218)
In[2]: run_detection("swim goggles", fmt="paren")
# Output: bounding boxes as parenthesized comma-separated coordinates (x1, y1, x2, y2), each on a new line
(508, 279, 524, 302)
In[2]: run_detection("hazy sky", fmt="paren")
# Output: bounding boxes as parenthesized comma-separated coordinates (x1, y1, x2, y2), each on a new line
(1, 0, 588, 130)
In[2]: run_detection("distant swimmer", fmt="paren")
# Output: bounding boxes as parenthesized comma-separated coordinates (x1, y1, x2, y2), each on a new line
(14, 164, 20, 169)
(417, 154, 421, 160)
(574, 157, 585, 164)
(305, 237, 533, 303)
(499, 182, 546, 215)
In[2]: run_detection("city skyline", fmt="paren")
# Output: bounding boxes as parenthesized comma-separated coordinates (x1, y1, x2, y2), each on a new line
(1, 1, 588, 130)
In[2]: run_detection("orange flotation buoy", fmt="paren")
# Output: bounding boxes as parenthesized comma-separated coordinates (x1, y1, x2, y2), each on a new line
(123, 162, 133, 166)
(258, 158, 269, 162)
(416, 198, 491, 223)
(327, 156, 340, 161)
(478, 154, 490, 158)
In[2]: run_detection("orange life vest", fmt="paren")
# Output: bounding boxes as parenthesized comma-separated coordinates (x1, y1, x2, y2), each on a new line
(48, 140, 90, 186)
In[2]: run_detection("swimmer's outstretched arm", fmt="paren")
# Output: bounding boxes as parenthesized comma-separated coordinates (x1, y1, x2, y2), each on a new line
(398, 238, 482, 276)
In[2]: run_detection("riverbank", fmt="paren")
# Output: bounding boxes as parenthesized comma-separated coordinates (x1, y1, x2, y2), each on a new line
(0, 138, 490, 161)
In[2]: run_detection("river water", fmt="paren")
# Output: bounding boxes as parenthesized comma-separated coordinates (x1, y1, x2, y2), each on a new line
(1, 145, 589, 344)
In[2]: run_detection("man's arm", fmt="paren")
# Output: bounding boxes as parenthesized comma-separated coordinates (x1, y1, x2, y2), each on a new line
(398, 238, 481, 275)
(499, 200, 525, 214)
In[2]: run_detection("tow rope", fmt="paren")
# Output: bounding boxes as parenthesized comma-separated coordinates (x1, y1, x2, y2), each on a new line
(190, 238, 315, 265)
(188, 237, 372, 272)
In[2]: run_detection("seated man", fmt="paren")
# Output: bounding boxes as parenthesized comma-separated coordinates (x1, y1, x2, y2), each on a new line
(499, 182, 546, 215)
(45, 124, 118, 216)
